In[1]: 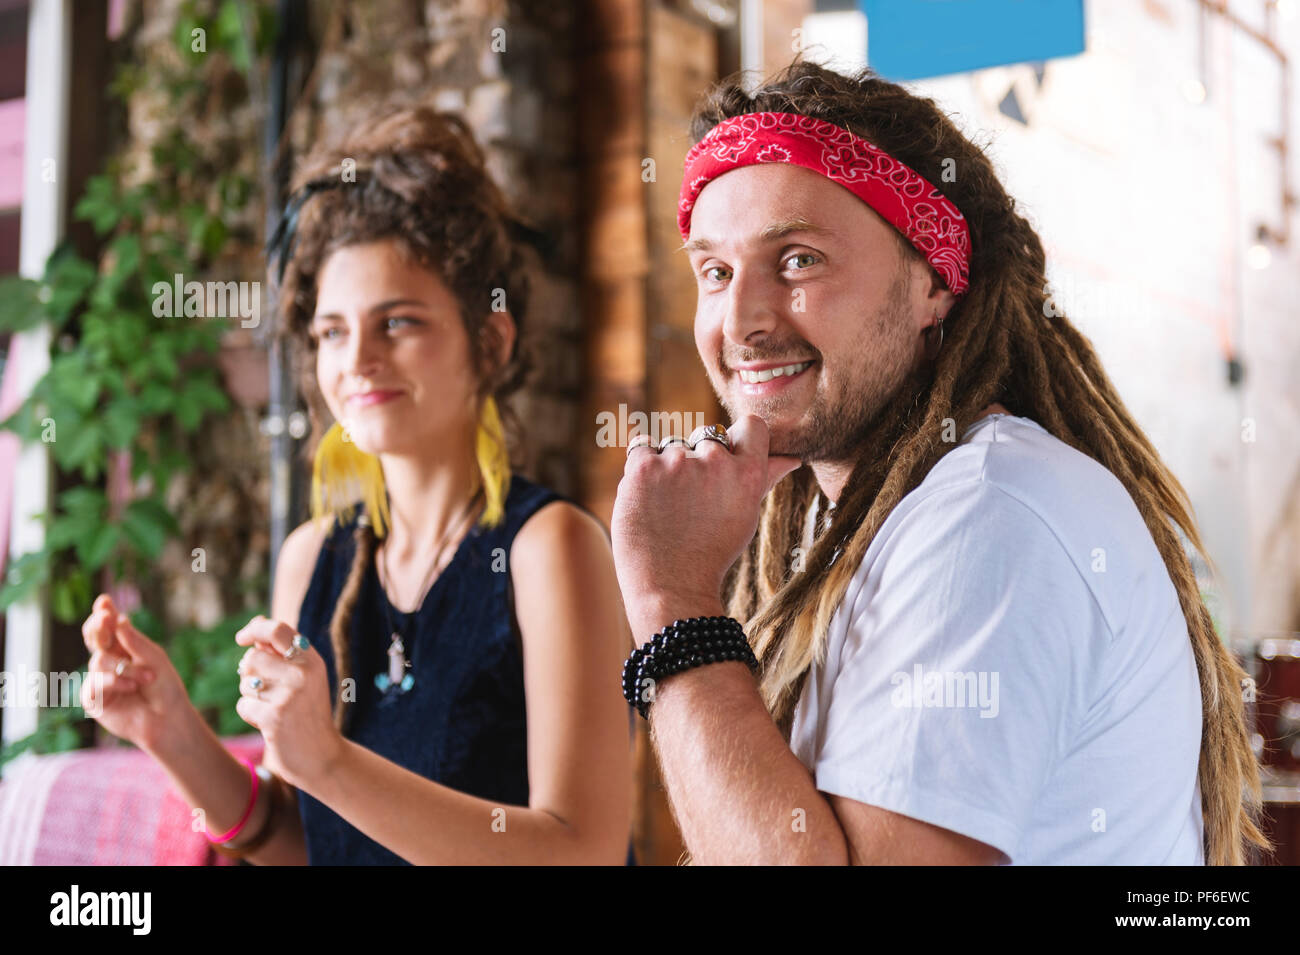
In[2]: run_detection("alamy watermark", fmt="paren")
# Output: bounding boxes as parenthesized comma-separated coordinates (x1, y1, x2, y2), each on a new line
(0, 665, 100, 711)
(596, 403, 707, 448)
(151, 273, 260, 328)
(890, 664, 999, 718)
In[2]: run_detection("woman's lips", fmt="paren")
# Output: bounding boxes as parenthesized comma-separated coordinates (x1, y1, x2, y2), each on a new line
(347, 390, 404, 408)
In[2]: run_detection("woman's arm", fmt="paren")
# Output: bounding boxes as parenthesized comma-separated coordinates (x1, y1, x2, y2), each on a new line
(292, 501, 634, 864)
(143, 703, 308, 865)
(117, 517, 325, 865)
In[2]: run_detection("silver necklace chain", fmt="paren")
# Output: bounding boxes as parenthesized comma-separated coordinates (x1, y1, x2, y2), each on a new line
(378, 488, 483, 620)
(372, 488, 483, 695)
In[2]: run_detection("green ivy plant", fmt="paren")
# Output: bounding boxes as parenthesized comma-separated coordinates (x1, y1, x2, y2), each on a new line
(0, 0, 277, 768)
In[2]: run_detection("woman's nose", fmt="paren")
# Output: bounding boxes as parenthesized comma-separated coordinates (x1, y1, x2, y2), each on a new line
(342, 325, 383, 375)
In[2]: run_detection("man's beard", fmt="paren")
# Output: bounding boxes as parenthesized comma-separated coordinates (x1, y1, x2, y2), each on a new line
(715, 272, 923, 463)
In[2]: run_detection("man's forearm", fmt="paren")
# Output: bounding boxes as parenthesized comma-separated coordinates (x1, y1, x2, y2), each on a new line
(649, 659, 850, 864)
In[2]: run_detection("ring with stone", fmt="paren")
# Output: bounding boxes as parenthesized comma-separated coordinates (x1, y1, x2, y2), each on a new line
(114, 658, 127, 677)
(626, 432, 656, 457)
(284, 633, 310, 661)
(246, 675, 265, 699)
(658, 434, 689, 451)
(688, 424, 732, 452)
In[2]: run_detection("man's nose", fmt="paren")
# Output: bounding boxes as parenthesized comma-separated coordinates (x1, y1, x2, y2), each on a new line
(721, 269, 783, 347)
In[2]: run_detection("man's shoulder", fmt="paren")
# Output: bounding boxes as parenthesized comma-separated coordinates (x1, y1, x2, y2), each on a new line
(911, 414, 1144, 548)
(878, 414, 1167, 637)
(926, 415, 1128, 512)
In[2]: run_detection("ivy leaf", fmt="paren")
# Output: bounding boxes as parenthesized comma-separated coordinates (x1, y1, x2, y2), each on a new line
(93, 234, 142, 305)
(72, 175, 121, 235)
(60, 485, 107, 517)
(47, 515, 93, 553)
(51, 575, 77, 622)
(138, 382, 175, 415)
(216, 0, 252, 74)
(0, 393, 41, 442)
(77, 523, 120, 572)
(183, 374, 231, 417)
(54, 418, 105, 479)
(151, 346, 179, 382)
(118, 184, 151, 225)
(0, 551, 52, 612)
(199, 215, 228, 260)
(174, 14, 205, 59)
(43, 253, 98, 326)
(0, 276, 45, 332)
(101, 396, 140, 448)
(120, 498, 179, 561)
(48, 354, 100, 413)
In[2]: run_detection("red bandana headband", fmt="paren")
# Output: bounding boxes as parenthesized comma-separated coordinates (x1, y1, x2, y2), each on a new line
(678, 112, 972, 297)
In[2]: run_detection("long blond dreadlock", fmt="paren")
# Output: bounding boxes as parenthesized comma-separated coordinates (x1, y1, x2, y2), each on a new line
(711, 61, 1269, 865)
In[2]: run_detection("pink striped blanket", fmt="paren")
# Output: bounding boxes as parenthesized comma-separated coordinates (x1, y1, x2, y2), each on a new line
(0, 734, 264, 865)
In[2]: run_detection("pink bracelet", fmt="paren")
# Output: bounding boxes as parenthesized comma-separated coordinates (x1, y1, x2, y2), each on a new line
(206, 756, 260, 844)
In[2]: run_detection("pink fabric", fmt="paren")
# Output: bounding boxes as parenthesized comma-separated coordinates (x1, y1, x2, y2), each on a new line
(0, 734, 264, 865)
(678, 111, 972, 296)
(0, 332, 27, 581)
(0, 99, 23, 209)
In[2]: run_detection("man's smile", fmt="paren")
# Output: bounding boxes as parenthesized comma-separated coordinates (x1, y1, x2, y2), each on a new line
(733, 359, 817, 396)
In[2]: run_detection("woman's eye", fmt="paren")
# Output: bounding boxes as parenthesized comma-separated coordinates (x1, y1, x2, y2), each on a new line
(385, 316, 420, 331)
(317, 326, 342, 341)
(785, 252, 818, 270)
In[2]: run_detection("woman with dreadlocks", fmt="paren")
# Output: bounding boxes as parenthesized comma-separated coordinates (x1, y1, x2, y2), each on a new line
(81, 105, 633, 864)
(612, 60, 1267, 865)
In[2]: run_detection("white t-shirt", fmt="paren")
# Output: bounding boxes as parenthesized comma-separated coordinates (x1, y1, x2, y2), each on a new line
(789, 413, 1204, 864)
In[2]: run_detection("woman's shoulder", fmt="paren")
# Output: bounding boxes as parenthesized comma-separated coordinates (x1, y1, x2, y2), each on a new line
(271, 515, 335, 625)
(502, 474, 608, 546)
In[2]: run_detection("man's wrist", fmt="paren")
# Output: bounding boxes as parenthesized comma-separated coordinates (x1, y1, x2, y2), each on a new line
(628, 593, 726, 647)
(623, 613, 758, 719)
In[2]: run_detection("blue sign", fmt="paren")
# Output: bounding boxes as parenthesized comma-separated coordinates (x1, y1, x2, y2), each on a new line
(861, 0, 1086, 81)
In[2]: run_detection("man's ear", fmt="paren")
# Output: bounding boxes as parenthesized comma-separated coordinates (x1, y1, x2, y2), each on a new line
(926, 274, 957, 322)
(482, 309, 517, 373)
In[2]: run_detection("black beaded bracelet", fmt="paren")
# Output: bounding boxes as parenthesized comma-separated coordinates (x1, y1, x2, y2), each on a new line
(622, 615, 759, 719)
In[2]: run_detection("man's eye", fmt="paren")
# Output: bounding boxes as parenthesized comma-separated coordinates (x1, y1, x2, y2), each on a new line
(385, 316, 420, 331)
(785, 252, 819, 270)
(703, 265, 732, 283)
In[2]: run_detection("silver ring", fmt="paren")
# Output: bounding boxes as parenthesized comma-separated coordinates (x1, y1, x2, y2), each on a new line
(284, 633, 309, 660)
(658, 435, 689, 451)
(114, 658, 127, 677)
(688, 424, 732, 451)
(626, 433, 656, 457)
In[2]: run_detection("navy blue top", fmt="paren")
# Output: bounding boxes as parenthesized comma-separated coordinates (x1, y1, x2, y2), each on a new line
(294, 475, 567, 865)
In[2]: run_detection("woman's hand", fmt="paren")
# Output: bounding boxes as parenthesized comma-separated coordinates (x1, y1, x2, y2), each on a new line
(80, 593, 195, 752)
(234, 616, 343, 791)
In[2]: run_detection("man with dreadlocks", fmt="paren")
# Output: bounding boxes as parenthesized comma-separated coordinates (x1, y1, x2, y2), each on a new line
(611, 62, 1267, 865)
